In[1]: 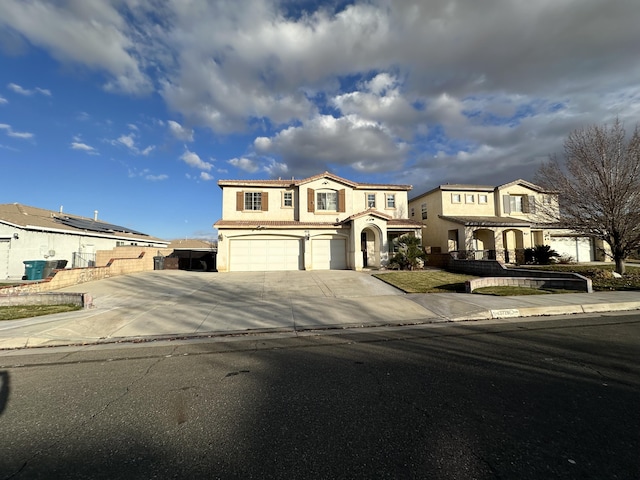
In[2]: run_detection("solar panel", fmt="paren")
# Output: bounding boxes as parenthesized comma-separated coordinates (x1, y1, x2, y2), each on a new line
(55, 216, 148, 236)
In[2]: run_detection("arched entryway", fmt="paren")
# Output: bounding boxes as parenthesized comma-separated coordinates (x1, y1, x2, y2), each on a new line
(472, 228, 497, 260)
(360, 226, 382, 268)
(502, 229, 525, 263)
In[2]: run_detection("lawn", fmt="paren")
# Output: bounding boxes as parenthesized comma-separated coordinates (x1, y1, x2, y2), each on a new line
(0, 304, 82, 321)
(373, 270, 476, 293)
(375, 263, 640, 295)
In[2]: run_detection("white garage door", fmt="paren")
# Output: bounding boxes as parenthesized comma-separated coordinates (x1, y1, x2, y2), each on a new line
(312, 238, 347, 270)
(230, 239, 302, 271)
(549, 237, 593, 262)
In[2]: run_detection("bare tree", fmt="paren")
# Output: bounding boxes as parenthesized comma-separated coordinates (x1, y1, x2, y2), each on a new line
(536, 119, 640, 274)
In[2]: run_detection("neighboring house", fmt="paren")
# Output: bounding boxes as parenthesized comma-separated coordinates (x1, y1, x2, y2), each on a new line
(408, 179, 608, 264)
(214, 172, 422, 272)
(0, 203, 169, 279)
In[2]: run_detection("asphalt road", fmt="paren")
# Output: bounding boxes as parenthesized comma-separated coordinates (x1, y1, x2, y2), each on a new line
(1, 313, 639, 479)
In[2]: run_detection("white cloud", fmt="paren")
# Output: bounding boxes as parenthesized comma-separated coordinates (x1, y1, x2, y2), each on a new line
(7, 82, 51, 96)
(200, 172, 214, 181)
(112, 132, 153, 155)
(145, 173, 168, 181)
(0, 95, 7, 104)
(167, 120, 194, 141)
(227, 157, 260, 173)
(180, 149, 212, 171)
(71, 141, 98, 154)
(0, 123, 33, 139)
(0, 2, 151, 94)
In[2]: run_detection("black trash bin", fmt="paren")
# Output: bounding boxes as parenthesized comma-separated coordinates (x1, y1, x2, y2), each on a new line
(153, 256, 165, 270)
(43, 260, 59, 278)
(56, 260, 68, 269)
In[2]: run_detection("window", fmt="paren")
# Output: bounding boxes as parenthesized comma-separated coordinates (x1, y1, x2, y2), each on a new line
(316, 191, 338, 211)
(244, 192, 262, 211)
(367, 193, 376, 208)
(421, 202, 428, 220)
(386, 194, 396, 208)
(510, 195, 523, 213)
(451, 193, 461, 203)
(283, 191, 293, 207)
(478, 194, 488, 204)
(543, 194, 552, 205)
(465, 194, 475, 203)
(410, 206, 415, 217)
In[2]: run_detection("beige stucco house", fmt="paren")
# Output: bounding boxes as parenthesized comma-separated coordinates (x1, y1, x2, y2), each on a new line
(214, 172, 422, 271)
(408, 179, 608, 263)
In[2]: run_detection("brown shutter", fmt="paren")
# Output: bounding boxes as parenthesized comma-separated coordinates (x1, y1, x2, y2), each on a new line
(338, 189, 346, 212)
(261, 191, 269, 211)
(307, 188, 314, 212)
(236, 191, 244, 211)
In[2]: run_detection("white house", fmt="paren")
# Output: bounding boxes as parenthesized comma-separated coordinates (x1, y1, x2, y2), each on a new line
(408, 179, 608, 263)
(0, 203, 169, 279)
(214, 172, 423, 271)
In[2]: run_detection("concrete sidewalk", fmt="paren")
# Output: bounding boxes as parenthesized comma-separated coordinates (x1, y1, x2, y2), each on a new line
(1, 270, 639, 350)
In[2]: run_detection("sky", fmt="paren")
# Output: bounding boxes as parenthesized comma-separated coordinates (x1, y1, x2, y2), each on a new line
(1, 0, 639, 241)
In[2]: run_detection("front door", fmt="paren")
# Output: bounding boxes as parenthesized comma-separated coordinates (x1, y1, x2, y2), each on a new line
(361, 232, 368, 267)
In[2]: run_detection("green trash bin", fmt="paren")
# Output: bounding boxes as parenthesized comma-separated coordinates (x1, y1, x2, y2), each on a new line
(23, 260, 46, 280)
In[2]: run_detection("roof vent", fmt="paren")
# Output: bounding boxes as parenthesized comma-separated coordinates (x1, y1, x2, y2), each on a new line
(94, 210, 98, 221)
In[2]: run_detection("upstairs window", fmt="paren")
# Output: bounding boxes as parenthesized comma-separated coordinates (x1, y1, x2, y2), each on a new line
(237, 191, 268, 211)
(283, 191, 293, 207)
(410, 206, 415, 217)
(478, 194, 488, 204)
(244, 192, 262, 210)
(316, 191, 338, 211)
(421, 202, 428, 219)
(465, 194, 475, 203)
(510, 195, 523, 213)
(451, 193, 461, 203)
(367, 193, 376, 208)
(386, 194, 396, 209)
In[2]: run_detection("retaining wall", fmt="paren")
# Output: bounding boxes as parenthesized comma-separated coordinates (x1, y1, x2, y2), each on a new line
(0, 292, 92, 308)
(466, 277, 591, 293)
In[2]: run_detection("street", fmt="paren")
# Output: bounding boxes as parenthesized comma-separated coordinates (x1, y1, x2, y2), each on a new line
(1, 313, 639, 479)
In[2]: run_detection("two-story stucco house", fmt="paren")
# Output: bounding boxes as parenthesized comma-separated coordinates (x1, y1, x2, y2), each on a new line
(408, 179, 607, 264)
(214, 172, 422, 271)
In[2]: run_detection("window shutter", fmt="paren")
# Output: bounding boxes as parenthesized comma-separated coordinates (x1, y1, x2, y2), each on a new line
(236, 191, 244, 211)
(261, 192, 269, 211)
(527, 195, 535, 214)
(502, 195, 511, 214)
(307, 188, 314, 212)
(338, 189, 346, 212)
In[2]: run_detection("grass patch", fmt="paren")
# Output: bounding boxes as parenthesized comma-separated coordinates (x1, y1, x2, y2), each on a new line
(473, 286, 576, 296)
(374, 270, 476, 293)
(0, 304, 82, 321)
(512, 264, 640, 291)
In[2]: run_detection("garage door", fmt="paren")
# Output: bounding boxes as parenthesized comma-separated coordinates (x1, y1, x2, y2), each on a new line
(312, 238, 347, 270)
(549, 237, 593, 262)
(230, 239, 302, 271)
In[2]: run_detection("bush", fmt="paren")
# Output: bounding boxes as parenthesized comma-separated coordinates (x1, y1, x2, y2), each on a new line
(388, 234, 426, 270)
(523, 245, 560, 265)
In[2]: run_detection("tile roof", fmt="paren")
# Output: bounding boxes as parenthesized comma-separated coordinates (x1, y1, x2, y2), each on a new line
(168, 239, 216, 249)
(439, 215, 531, 227)
(218, 171, 412, 190)
(0, 203, 168, 243)
(214, 220, 346, 229)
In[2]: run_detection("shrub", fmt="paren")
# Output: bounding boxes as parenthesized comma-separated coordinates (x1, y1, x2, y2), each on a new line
(388, 234, 426, 270)
(524, 245, 560, 265)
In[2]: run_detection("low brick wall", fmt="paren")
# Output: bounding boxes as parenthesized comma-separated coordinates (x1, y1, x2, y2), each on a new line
(466, 276, 592, 293)
(0, 292, 92, 308)
(0, 248, 165, 298)
(428, 254, 593, 293)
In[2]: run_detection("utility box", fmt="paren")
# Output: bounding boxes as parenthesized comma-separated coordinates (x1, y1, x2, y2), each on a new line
(23, 260, 46, 280)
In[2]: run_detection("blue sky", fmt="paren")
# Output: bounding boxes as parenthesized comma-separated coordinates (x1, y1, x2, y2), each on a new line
(1, 0, 639, 240)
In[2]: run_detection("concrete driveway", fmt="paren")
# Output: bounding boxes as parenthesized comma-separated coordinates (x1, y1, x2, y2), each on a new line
(0, 270, 439, 348)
